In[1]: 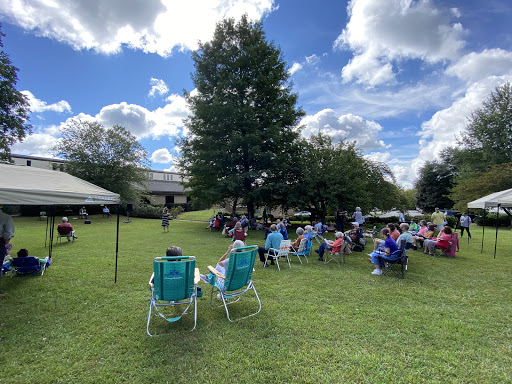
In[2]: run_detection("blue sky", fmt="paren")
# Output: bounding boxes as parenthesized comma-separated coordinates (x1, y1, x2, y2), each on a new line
(2, 0, 512, 188)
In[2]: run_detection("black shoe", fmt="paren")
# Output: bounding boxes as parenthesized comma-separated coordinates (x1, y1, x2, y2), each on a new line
(315, 250, 319, 254)
(318, 258, 323, 261)
(263, 263, 269, 268)
(270, 261, 275, 265)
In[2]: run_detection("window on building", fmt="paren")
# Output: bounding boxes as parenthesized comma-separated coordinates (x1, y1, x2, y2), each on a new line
(27, 160, 32, 166)
(166, 196, 175, 204)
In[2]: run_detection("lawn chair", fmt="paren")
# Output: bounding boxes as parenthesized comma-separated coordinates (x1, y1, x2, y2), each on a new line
(265, 240, 292, 270)
(206, 245, 261, 322)
(290, 238, 311, 265)
(147, 256, 200, 335)
(433, 234, 457, 257)
(378, 239, 408, 279)
(10, 257, 48, 277)
(324, 237, 350, 265)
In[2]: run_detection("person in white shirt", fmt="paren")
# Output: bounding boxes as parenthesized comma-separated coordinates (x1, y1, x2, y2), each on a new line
(459, 212, 472, 239)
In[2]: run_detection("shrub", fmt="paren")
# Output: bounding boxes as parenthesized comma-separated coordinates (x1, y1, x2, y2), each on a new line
(474, 214, 511, 227)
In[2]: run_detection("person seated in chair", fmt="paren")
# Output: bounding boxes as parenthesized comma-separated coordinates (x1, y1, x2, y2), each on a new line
(368, 228, 398, 275)
(228, 222, 247, 242)
(199, 240, 245, 289)
(423, 226, 453, 256)
(102, 206, 111, 218)
(290, 227, 305, 250)
(258, 224, 284, 267)
(415, 223, 435, 248)
(278, 222, 288, 240)
(57, 217, 77, 240)
(315, 231, 345, 261)
(79, 207, 88, 219)
(16, 248, 51, 268)
(396, 223, 415, 250)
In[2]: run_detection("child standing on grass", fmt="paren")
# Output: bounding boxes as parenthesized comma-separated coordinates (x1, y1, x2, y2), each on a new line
(161, 207, 170, 232)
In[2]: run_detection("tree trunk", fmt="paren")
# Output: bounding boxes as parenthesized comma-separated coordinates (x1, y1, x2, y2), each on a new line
(231, 198, 238, 216)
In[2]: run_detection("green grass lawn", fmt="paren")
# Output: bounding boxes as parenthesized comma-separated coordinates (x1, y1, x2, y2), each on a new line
(1, 216, 511, 383)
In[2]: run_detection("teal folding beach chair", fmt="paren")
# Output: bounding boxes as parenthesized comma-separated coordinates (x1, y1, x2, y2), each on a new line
(206, 245, 261, 322)
(290, 238, 311, 264)
(147, 256, 200, 335)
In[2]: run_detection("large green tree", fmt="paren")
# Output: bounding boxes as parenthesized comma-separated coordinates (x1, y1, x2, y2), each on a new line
(179, 16, 305, 218)
(53, 119, 150, 202)
(295, 133, 398, 221)
(414, 161, 454, 212)
(460, 82, 512, 166)
(0, 25, 32, 161)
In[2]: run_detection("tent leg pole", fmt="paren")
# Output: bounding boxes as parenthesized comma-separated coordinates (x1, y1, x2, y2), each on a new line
(45, 212, 49, 248)
(494, 205, 500, 259)
(481, 209, 485, 254)
(115, 203, 120, 283)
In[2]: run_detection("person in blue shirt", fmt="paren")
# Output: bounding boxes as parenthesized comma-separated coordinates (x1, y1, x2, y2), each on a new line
(278, 222, 288, 240)
(258, 224, 284, 267)
(369, 228, 398, 275)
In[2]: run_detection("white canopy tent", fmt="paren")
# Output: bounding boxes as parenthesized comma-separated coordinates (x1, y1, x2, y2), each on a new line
(467, 188, 512, 258)
(0, 163, 122, 280)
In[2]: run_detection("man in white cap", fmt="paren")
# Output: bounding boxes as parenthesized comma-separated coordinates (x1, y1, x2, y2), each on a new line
(57, 217, 77, 241)
(0, 206, 15, 294)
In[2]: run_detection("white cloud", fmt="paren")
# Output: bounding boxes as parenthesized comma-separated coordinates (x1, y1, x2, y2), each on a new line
(0, 0, 275, 56)
(151, 148, 174, 163)
(148, 77, 169, 97)
(92, 94, 189, 139)
(21, 90, 72, 113)
(336, 0, 466, 86)
(10, 132, 59, 157)
(289, 62, 303, 75)
(299, 109, 388, 151)
(407, 75, 512, 184)
(446, 49, 512, 84)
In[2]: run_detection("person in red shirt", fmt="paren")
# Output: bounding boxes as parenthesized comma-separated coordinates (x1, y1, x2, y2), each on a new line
(57, 217, 77, 241)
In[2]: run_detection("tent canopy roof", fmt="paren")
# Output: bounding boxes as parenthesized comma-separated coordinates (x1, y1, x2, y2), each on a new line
(467, 188, 512, 209)
(0, 163, 120, 205)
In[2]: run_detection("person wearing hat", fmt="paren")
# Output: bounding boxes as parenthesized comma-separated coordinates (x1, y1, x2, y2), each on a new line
(0, 206, 15, 294)
(57, 217, 77, 241)
(431, 208, 446, 232)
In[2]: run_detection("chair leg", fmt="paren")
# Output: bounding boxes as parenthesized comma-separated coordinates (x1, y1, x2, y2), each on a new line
(275, 257, 280, 271)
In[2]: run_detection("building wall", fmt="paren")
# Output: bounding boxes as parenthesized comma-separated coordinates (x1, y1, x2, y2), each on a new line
(10, 154, 188, 204)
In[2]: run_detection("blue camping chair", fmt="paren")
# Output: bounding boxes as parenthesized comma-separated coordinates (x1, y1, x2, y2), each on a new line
(290, 238, 311, 264)
(206, 245, 261, 322)
(147, 256, 200, 335)
(10, 257, 48, 277)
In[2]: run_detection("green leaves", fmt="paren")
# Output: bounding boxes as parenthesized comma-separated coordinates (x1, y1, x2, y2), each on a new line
(181, 15, 304, 215)
(0, 25, 32, 161)
(53, 120, 149, 202)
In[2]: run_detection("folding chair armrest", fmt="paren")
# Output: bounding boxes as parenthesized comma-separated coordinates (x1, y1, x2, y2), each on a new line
(149, 272, 155, 289)
(267, 248, 278, 256)
(194, 268, 200, 285)
(207, 265, 226, 280)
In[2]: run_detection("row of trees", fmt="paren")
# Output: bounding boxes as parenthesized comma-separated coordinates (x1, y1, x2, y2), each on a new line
(415, 82, 512, 212)
(179, 16, 407, 219)
(0, 18, 415, 216)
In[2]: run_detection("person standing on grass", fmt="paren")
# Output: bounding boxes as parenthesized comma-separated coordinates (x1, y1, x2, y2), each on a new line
(161, 207, 170, 232)
(0, 206, 15, 295)
(459, 212, 472, 239)
(431, 207, 446, 232)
